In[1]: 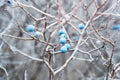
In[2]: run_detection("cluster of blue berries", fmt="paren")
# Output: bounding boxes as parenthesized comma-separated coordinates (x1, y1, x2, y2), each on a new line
(59, 29, 70, 53)
(26, 25, 41, 38)
(112, 24, 120, 30)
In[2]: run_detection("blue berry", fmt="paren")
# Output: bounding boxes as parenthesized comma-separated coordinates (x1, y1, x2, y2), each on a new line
(60, 46, 68, 53)
(65, 43, 70, 49)
(34, 31, 41, 38)
(75, 36, 80, 40)
(60, 34, 66, 38)
(59, 38, 66, 44)
(6, 0, 13, 6)
(112, 25, 120, 30)
(26, 25, 35, 32)
(78, 23, 85, 30)
(59, 29, 65, 35)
